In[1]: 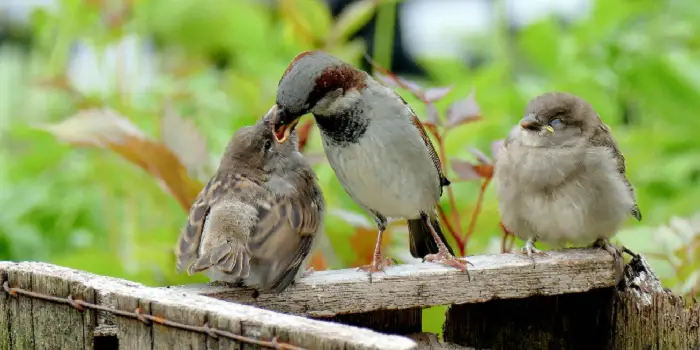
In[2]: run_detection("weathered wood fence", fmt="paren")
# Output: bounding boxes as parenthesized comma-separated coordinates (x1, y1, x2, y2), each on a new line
(0, 249, 698, 349)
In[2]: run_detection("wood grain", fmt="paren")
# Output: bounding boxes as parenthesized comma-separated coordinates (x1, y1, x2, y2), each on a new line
(0, 262, 416, 350)
(167, 249, 617, 317)
(442, 253, 700, 350)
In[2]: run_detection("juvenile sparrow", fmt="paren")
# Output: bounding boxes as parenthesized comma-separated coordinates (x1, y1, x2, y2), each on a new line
(494, 92, 642, 258)
(268, 50, 467, 276)
(175, 108, 325, 293)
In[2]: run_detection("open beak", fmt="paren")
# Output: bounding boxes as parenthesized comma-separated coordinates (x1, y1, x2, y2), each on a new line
(273, 118, 299, 143)
(269, 105, 300, 144)
(519, 114, 554, 134)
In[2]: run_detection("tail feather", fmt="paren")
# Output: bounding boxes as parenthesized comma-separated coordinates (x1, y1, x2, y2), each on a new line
(408, 216, 455, 258)
(187, 242, 250, 279)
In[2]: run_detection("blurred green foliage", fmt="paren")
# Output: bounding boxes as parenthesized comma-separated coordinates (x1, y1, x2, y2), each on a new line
(0, 0, 698, 336)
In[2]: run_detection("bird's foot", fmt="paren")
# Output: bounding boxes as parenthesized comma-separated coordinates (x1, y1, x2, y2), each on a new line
(621, 245, 639, 259)
(521, 239, 545, 263)
(423, 249, 473, 280)
(302, 267, 315, 278)
(593, 238, 626, 283)
(592, 238, 622, 257)
(357, 256, 393, 282)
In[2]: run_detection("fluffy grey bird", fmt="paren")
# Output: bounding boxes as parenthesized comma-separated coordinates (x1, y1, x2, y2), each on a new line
(175, 107, 325, 293)
(268, 50, 467, 275)
(494, 92, 642, 257)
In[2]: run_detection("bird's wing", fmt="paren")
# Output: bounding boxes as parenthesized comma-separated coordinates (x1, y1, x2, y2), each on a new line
(175, 173, 263, 273)
(589, 123, 642, 221)
(247, 183, 324, 293)
(396, 95, 451, 190)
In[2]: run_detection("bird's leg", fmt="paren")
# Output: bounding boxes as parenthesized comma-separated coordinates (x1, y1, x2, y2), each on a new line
(421, 214, 472, 279)
(302, 267, 315, 278)
(521, 237, 544, 261)
(357, 222, 392, 281)
(592, 238, 621, 256)
(593, 238, 626, 281)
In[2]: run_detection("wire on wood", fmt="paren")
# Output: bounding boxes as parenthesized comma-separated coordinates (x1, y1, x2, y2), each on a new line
(1, 280, 305, 350)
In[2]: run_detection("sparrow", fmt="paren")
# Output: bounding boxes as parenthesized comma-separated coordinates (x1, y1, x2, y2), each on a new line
(174, 107, 325, 294)
(494, 92, 642, 258)
(267, 50, 468, 276)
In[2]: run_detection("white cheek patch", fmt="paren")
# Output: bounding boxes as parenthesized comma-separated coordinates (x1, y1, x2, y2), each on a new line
(518, 129, 549, 147)
(312, 89, 362, 115)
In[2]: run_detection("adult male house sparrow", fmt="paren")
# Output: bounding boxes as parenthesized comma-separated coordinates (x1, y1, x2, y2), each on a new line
(268, 50, 467, 275)
(494, 92, 642, 257)
(175, 108, 325, 293)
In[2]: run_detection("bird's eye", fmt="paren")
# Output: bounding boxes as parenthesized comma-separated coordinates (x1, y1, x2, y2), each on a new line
(263, 139, 272, 152)
(549, 118, 563, 128)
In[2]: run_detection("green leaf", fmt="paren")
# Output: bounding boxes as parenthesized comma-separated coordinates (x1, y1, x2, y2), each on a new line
(327, 0, 378, 46)
(280, 0, 333, 45)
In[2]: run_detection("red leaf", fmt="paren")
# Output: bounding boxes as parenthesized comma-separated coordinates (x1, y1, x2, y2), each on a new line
(446, 88, 481, 127)
(396, 77, 424, 96)
(424, 86, 453, 103)
(37, 108, 204, 211)
(307, 250, 328, 271)
(473, 164, 494, 179)
(451, 159, 483, 181)
(425, 103, 440, 126)
(160, 102, 210, 178)
(375, 73, 402, 89)
(469, 147, 491, 165)
(364, 53, 424, 97)
(296, 119, 316, 152)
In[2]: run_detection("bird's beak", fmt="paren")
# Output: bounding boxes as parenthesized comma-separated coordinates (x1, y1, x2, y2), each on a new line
(519, 114, 554, 134)
(269, 105, 301, 144)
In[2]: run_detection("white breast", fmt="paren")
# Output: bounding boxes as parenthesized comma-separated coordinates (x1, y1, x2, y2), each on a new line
(322, 116, 441, 219)
(495, 143, 634, 246)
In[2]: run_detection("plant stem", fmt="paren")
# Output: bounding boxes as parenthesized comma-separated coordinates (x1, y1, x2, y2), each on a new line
(438, 205, 464, 252)
(373, 0, 396, 72)
(464, 178, 491, 254)
(500, 223, 513, 253)
(436, 133, 465, 255)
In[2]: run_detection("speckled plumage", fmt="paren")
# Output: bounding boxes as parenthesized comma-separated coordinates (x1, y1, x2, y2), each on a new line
(494, 92, 641, 254)
(175, 114, 325, 293)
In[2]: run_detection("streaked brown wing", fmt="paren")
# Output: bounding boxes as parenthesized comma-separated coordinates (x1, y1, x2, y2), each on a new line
(590, 123, 642, 221)
(175, 173, 262, 272)
(397, 94, 451, 191)
(247, 189, 323, 293)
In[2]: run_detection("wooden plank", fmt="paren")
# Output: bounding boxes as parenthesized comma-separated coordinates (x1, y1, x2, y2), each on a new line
(406, 333, 474, 350)
(442, 254, 700, 350)
(31, 272, 85, 350)
(0, 262, 417, 350)
(151, 300, 207, 350)
(443, 287, 616, 349)
(208, 312, 242, 350)
(611, 255, 700, 350)
(114, 294, 152, 350)
(7, 268, 34, 349)
(168, 249, 616, 317)
(69, 279, 97, 349)
(0, 271, 10, 350)
(316, 308, 422, 335)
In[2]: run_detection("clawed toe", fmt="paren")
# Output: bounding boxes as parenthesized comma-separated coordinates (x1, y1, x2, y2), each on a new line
(423, 252, 472, 281)
(521, 239, 545, 263)
(593, 239, 622, 257)
(357, 257, 393, 282)
(302, 267, 315, 278)
(521, 245, 544, 257)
